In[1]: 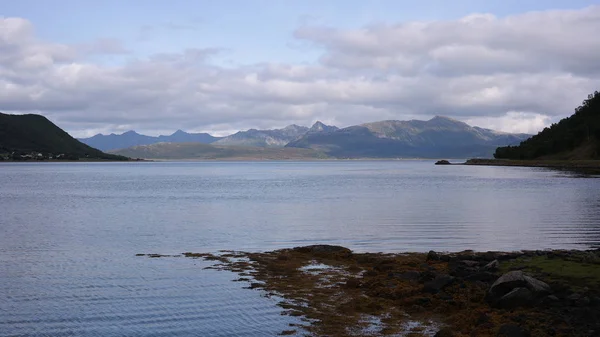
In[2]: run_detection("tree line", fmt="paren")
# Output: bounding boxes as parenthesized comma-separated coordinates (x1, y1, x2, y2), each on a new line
(494, 91, 600, 159)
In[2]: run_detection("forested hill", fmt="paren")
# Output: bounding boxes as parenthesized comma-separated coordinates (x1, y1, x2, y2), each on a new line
(0, 112, 129, 161)
(494, 91, 600, 160)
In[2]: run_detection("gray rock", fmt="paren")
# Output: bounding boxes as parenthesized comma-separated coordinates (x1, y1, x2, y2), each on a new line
(427, 250, 440, 261)
(424, 274, 454, 293)
(497, 324, 531, 337)
(461, 260, 480, 267)
(541, 294, 560, 306)
(483, 260, 500, 271)
(497, 287, 534, 309)
(523, 275, 551, 294)
(489, 271, 550, 299)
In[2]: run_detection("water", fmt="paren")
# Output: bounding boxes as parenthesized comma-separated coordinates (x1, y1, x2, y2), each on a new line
(1, 160, 599, 336)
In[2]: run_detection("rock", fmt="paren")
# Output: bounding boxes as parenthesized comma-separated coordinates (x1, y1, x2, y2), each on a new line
(567, 293, 582, 301)
(483, 260, 500, 271)
(292, 245, 352, 255)
(523, 275, 551, 294)
(461, 260, 480, 267)
(435, 160, 451, 165)
(423, 274, 455, 293)
(541, 295, 560, 306)
(427, 250, 440, 261)
(497, 287, 534, 309)
(434, 327, 455, 337)
(489, 271, 550, 299)
(497, 324, 531, 337)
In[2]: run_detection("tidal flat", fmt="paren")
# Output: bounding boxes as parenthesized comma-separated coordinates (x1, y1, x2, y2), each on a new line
(143, 245, 600, 337)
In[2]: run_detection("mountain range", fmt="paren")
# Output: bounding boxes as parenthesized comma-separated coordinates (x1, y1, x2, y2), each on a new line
(213, 124, 309, 147)
(78, 130, 221, 151)
(286, 116, 530, 158)
(104, 117, 530, 159)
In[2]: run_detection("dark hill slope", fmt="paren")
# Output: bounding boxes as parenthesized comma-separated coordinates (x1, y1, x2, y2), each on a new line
(0, 112, 128, 160)
(494, 91, 600, 159)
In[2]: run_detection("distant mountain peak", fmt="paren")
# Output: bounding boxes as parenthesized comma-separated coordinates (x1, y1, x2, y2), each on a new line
(426, 116, 469, 128)
(309, 121, 338, 133)
(122, 130, 139, 135)
(283, 124, 305, 131)
(172, 129, 187, 136)
(429, 116, 462, 123)
(430, 115, 454, 121)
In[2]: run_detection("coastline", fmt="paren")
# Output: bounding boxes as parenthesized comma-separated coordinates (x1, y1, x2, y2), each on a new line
(464, 158, 600, 175)
(144, 245, 600, 337)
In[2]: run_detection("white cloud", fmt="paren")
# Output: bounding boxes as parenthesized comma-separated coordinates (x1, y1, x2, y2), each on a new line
(466, 112, 552, 134)
(1, 7, 600, 137)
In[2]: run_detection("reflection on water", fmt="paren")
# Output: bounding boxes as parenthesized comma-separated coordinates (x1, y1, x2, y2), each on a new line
(1, 161, 599, 336)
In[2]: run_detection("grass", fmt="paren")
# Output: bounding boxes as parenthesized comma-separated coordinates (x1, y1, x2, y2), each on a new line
(500, 255, 600, 290)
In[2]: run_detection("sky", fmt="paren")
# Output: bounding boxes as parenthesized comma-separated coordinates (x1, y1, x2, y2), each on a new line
(1, 0, 600, 137)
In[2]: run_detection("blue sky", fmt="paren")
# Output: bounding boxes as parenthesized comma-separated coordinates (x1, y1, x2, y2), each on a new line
(3, 0, 598, 65)
(1, 1, 600, 136)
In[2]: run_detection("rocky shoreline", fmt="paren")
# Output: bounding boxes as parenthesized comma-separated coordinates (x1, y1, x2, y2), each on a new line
(142, 246, 600, 336)
(463, 159, 600, 175)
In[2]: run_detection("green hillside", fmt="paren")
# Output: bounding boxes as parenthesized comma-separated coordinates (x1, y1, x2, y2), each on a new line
(494, 91, 600, 160)
(0, 112, 129, 161)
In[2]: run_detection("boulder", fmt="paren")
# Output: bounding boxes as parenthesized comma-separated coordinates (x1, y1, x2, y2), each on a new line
(488, 271, 550, 307)
(427, 250, 440, 261)
(424, 274, 455, 293)
(292, 245, 352, 255)
(497, 287, 534, 309)
(448, 260, 480, 278)
(489, 271, 550, 297)
(461, 260, 480, 268)
(483, 260, 499, 271)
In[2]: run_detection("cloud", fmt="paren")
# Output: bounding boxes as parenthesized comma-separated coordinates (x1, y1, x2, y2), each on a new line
(466, 112, 552, 135)
(1, 7, 600, 137)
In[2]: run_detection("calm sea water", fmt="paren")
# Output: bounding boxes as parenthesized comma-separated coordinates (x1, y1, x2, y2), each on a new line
(1, 161, 599, 336)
